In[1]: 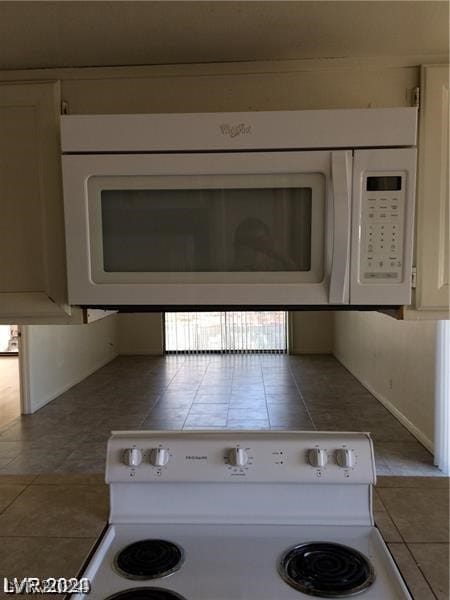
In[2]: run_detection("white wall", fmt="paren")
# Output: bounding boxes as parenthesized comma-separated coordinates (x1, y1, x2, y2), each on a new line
(22, 314, 118, 413)
(333, 312, 437, 450)
(290, 312, 333, 354)
(118, 314, 163, 355)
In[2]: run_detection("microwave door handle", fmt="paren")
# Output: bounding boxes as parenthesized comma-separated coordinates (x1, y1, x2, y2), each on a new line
(329, 151, 352, 304)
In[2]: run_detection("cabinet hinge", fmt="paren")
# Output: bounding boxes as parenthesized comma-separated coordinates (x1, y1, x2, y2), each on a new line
(411, 267, 417, 289)
(61, 100, 69, 115)
(412, 87, 420, 110)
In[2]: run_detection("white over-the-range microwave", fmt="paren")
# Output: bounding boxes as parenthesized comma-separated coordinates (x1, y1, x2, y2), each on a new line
(60, 108, 417, 309)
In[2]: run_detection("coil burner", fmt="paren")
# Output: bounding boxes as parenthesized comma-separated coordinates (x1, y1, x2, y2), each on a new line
(104, 588, 187, 600)
(114, 540, 184, 581)
(278, 541, 375, 597)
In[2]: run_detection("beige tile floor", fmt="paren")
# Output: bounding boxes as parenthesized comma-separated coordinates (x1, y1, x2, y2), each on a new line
(0, 474, 106, 600)
(0, 474, 447, 599)
(0, 354, 444, 475)
(374, 477, 450, 600)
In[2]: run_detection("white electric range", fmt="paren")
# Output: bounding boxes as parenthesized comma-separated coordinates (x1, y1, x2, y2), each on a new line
(72, 431, 412, 600)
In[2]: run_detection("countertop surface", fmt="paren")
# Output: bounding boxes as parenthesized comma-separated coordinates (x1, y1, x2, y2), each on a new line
(0, 474, 448, 600)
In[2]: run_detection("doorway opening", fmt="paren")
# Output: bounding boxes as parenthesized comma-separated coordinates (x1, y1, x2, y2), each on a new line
(0, 325, 21, 429)
(0, 325, 18, 355)
(164, 311, 288, 354)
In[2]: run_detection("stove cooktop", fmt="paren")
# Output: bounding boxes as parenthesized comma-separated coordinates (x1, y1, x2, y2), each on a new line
(76, 523, 410, 600)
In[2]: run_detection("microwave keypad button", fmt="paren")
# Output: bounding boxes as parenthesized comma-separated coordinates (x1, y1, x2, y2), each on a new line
(361, 184, 405, 284)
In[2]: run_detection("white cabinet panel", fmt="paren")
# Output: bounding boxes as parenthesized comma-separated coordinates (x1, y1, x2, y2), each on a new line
(0, 81, 83, 323)
(416, 65, 449, 312)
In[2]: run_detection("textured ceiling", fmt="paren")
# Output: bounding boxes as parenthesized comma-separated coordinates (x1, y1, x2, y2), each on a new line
(0, 1, 448, 71)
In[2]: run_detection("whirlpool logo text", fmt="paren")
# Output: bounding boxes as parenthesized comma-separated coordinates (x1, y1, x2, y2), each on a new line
(219, 123, 252, 138)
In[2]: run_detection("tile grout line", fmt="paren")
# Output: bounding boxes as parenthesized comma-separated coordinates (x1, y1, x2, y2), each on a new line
(288, 361, 317, 431)
(223, 355, 234, 430)
(260, 355, 271, 429)
(0, 479, 33, 516)
(181, 355, 208, 431)
(373, 490, 407, 545)
(400, 542, 440, 600)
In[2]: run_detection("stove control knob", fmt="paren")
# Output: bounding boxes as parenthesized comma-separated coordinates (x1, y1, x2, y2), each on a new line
(149, 447, 170, 467)
(228, 447, 248, 467)
(307, 448, 328, 468)
(335, 449, 356, 469)
(123, 448, 142, 467)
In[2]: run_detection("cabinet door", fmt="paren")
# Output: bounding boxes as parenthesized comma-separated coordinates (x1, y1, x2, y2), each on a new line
(416, 65, 449, 312)
(0, 81, 82, 323)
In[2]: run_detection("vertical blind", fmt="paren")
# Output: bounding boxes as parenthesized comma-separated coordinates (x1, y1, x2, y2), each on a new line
(164, 312, 287, 354)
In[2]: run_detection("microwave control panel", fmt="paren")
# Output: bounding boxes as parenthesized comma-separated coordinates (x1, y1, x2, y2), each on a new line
(360, 174, 405, 283)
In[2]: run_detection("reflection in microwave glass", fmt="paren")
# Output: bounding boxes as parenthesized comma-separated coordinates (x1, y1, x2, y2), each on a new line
(100, 187, 312, 273)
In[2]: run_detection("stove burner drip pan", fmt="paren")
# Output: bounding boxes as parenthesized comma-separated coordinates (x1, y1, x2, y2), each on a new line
(105, 588, 187, 600)
(279, 542, 375, 598)
(114, 540, 184, 580)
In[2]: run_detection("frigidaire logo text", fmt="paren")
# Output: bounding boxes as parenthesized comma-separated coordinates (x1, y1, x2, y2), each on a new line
(220, 123, 252, 138)
(185, 455, 208, 460)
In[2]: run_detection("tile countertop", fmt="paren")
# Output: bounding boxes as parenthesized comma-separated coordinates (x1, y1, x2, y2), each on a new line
(0, 475, 448, 600)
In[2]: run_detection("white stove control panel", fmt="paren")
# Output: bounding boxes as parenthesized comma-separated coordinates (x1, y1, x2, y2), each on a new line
(107, 431, 376, 485)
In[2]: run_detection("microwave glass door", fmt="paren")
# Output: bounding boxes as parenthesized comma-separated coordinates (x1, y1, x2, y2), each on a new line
(88, 173, 325, 284)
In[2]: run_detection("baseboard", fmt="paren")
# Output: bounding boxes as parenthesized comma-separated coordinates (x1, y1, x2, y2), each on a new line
(28, 351, 119, 413)
(366, 384, 434, 453)
(119, 350, 164, 356)
(291, 348, 333, 355)
(334, 351, 434, 454)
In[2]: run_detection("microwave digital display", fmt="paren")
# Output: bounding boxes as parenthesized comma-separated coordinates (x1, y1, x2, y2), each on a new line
(366, 176, 402, 191)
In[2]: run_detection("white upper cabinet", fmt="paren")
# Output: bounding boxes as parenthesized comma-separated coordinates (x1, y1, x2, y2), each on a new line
(0, 81, 83, 323)
(415, 65, 449, 313)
